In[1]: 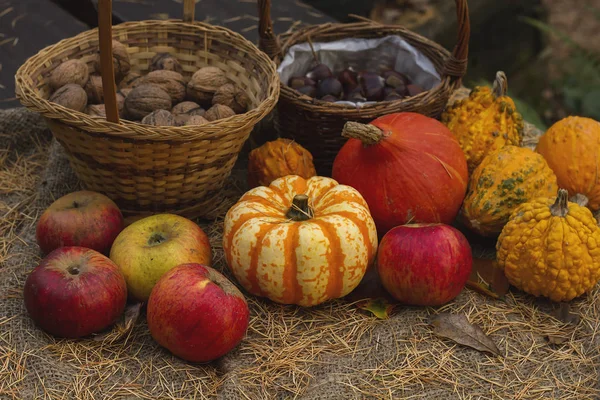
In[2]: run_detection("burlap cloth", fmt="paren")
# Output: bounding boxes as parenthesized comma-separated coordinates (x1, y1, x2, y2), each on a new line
(1, 101, 599, 399)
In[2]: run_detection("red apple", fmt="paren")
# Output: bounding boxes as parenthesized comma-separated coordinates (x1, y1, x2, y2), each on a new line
(36, 190, 124, 255)
(23, 246, 127, 338)
(377, 223, 472, 306)
(109, 214, 213, 302)
(147, 263, 249, 363)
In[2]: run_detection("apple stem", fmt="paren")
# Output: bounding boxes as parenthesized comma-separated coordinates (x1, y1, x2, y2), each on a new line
(148, 232, 167, 246)
(286, 194, 313, 222)
(67, 265, 80, 275)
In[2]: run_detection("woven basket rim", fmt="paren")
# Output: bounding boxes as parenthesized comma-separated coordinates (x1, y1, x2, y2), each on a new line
(15, 19, 280, 142)
(274, 21, 456, 113)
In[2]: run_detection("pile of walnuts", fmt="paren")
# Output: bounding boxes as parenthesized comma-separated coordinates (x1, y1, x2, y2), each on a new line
(47, 40, 250, 126)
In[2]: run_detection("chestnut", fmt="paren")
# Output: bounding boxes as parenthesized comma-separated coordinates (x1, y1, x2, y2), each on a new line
(384, 90, 403, 101)
(306, 63, 333, 82)
(382, 70, 410, 86)
(358, 71, 385, 101)
(321, 95, 338, 102)
(296, 85, 317, 97)
(338, 67, 358, 91)
(289, 76, 316, 89)
(407, 84, 425, 97)
(317, 77, 343, 98)
(345, 87, 367, 102)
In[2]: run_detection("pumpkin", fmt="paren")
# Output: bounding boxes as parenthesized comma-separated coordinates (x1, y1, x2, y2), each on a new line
(535, 116, 600, 211)
(496, 189, 600, 302)
(223, 175, 378, 307)
(247, 138, 316, 188)
(441, 71, 525, 173)
(460, 145, 559, 236)
(331, 112, 468, 235)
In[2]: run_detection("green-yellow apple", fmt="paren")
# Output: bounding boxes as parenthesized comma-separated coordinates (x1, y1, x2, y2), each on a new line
(109, 214, 212, 302)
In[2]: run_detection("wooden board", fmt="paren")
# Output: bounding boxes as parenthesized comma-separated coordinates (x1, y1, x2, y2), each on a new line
(109, 0, 335, 44)
(0, 0, 88, 109)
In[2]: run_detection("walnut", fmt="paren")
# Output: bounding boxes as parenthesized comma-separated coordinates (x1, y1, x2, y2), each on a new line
(186, 66, 229, 105)
(172, 101, 202, 115)
(49, 84, 87, 112)
(204, 104, 235, 121)
(149, 53, 183, 74)
(141, 109, 175, 126)
(140, 70, 186, 104)
(212, 83, 249, 114)
(174, 114, 190, 126)
(118, 72, 142, 90)
(185, 115, 209, 126)
(85, 74, 104, 104)
(116, 91, 126, 115)
(49, 59, 89, 91)
(86, 104, 106, 118)
(94, 40, 131, 83)
(119, 88, 133, 98)
(124, 84, 172, 120)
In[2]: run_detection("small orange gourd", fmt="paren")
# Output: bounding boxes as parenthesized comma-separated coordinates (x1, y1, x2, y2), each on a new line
(536, 116, 600, 211)
(247, 138, 316, 188)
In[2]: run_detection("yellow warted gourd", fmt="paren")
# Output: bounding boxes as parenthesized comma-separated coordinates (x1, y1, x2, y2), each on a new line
(223, 175, 378, 307)
(441, 71, 524, 174)
(497, 189, 600, 302)
(460, 145, 558, 236)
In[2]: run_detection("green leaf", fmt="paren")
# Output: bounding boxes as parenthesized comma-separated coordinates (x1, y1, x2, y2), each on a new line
(357, 298, 395, 319)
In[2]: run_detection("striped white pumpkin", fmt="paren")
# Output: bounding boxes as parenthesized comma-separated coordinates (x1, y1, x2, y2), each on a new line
(223, 175, 378, 307)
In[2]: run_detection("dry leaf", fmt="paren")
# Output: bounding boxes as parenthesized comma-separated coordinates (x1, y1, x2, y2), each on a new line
(428, 313, 502, 356)
(93, 302, 143, 344)
(357, 298, 394, 319)
(551, 302, 580, 325)
(466, 257, 510, 300)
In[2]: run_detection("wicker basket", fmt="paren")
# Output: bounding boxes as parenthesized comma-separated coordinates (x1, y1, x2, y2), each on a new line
(257, 0, 470, 175)
(15, 1, 279, 219)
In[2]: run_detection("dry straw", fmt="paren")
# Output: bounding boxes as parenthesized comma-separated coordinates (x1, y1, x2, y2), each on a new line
(14, 0, 280, 220)
(257, 0, 470, 174)
(1, 106, 600, 399)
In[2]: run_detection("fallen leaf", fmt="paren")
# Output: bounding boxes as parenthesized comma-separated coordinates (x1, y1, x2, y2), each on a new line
(545, 335, 569, 345)
(345, 265, 394, 302)
(428, 312, 502, 356)
(93, 302, 143, 343)
(357, 298, 395, 319)
(551, 302, 580, 325)
(466, 257, 510, 300)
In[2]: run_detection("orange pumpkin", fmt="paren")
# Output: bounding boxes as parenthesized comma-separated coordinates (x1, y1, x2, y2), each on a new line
(247, 138, 316, 188)
(536, 116, 600, 210)
(223, 175, 378, 307)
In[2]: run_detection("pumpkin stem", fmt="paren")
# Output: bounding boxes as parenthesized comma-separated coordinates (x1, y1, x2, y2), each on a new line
(492, 71, 508, 98)
(286, 194, 314, 221)
(550, 189, 569, 217)
(342, 121, 384, 146)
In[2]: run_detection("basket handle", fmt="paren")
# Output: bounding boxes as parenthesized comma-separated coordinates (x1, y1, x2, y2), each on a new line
(443, 0, 470, 80)
(97, 0, 119, 123)
(97, 0, 196, 124)
(257, 0, 282, 60)
(257, 0, 470, 79)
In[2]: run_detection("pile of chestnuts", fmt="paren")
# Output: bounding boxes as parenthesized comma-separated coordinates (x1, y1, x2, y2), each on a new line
(287, 63, 426, 103)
